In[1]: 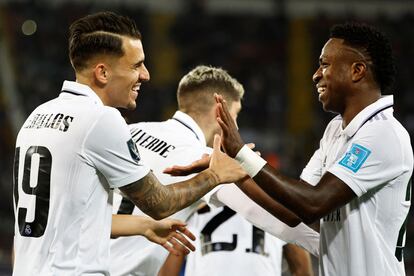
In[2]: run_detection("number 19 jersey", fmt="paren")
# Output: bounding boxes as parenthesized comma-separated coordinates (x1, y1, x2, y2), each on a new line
(13, 81, 150, 276)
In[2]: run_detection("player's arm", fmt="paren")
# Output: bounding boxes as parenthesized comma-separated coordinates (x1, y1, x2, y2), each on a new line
(120, 135, 248, 220)
(213, 184, 320, 256)
(157, 252, 186, 276)
(216, 94, 356, 224)
(111, 215, 196, 256)
(164, 151, 302, 227)
(283, 243, 314, 276)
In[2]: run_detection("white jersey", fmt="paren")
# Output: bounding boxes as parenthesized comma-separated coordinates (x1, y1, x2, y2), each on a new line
(13, 81, 150, 276)
(184, 206, 285, 276)
(110, 111, 218, 276)
(300, 96, 413, 276)
(110, 111, 320, 275)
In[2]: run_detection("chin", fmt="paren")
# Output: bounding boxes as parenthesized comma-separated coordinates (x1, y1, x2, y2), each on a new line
(126, 102, 137, 110)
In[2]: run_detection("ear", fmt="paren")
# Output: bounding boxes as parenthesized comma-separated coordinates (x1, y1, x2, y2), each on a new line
(351, 62, 367, 82)
(93, 63, 110, 85)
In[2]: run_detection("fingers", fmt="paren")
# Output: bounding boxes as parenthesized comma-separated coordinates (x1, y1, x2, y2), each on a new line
(162, 241, 180, 256)
(169, 237, 191, 255)
(163, 166, 189, 176)
(246, 143, 255, 150)
(176, 225, 196, 241)
(213, 134, 222, 154)
(171, 231, 196, 252)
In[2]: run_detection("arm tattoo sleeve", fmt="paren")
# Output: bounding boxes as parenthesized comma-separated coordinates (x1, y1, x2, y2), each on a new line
(120, 170, 220, 219)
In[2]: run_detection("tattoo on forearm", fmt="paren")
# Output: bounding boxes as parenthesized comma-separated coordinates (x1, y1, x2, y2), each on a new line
(121, 170, 219, 218)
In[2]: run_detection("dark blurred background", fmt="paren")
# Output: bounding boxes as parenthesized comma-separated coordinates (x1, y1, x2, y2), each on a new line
(0, 0, 413, 275)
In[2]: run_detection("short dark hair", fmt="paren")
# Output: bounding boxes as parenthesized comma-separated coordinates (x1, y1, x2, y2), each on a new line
(330, 22, 396, 93)
(69, 11, 141, 71)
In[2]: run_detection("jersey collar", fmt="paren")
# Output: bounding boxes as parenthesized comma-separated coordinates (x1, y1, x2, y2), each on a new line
(60, 81, 104, 105)
(172, 111, 207, 147)
(342, 95, 393, 138)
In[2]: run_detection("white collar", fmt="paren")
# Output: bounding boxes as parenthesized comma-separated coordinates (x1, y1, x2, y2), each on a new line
(60, 81, 104, 105)
(171, 111, 207, 147)
(342, 95, 393, 138)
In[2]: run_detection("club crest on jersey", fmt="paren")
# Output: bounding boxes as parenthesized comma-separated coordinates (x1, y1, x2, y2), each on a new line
(339, 143, 371, 173)
(127, 138, 141, 163)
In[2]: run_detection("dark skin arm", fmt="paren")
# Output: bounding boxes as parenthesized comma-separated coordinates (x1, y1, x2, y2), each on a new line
(284, 243, 314, 276)
(157, 251, 186, 276)
(215, 94, 356, 224)
(236, 178, 302, 227)
(164, 157, 302, 227)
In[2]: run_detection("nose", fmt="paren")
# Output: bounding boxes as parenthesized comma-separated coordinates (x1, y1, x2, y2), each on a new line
(140, 64, 150, 82)
(312, 67, 322, 83)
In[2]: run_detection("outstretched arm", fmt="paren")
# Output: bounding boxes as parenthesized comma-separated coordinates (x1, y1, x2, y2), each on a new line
(215, 94, 356, 224)
(283, 243, 314, 276)
(120, 135, 248, 220)
(213, 184, 320, 256)
(111, 215, 195, 256)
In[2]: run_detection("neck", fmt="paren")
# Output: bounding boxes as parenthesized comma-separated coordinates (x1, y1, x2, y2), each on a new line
(341, 89, 381, 128)
(186, 111, 216, 147)
(76, 73, 109, 105)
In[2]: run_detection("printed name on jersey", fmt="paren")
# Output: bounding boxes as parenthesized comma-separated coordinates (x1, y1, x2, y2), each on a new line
(323, 209, 341, 222)
(339, 143, 371, 173)
(127, 138, 141, 163)
(131, 128, 176, 158)
(24, 113, 74, 132)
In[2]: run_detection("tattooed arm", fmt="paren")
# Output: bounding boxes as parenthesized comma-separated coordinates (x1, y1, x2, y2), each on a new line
(120, 135, 247, 219)
(120, 170, 219, 219)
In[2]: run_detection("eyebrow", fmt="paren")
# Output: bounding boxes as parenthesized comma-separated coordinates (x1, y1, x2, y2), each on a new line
(133, 59, 145, 67)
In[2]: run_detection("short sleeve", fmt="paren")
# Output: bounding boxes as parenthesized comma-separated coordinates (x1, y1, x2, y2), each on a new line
(328, 126, 404, 197)
(300, 147, 324, 186)
(83, 108, 150, 188)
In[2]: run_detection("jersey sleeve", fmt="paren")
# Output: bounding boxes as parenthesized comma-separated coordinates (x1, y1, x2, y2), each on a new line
(328, 124, 405, 197)
(300, 145, 324, 186)
(83, 108, 150, 189)
(213, 184, 320, 256)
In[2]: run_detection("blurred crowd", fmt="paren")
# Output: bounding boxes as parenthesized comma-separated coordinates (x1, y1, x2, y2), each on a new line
(0, 1, 413, 274)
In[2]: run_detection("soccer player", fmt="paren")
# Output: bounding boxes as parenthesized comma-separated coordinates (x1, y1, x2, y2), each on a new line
(110, 65, 318, 276)
(213, 23, 413, 275)
(160, 204, 313, 276)
(12, 12, 245, 275)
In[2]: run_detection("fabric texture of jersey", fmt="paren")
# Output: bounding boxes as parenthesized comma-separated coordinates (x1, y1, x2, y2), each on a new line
(13, 81, 150, 276)
(300, 95, 413, 276)
(110, 111, 219, 276)
(184, 206, 286, 276)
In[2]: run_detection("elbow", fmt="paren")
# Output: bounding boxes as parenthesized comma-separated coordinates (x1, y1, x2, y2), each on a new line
(141, 207, 173, 220)
(286, 217, 302, 228)
(143, 210, 168, 220)
(300, 205, 324, 225)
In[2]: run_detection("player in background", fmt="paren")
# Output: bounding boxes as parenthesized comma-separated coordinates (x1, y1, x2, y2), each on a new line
(158, 203, 313, 276)
(110, 65, 317, 276)
(12, 12, 245, 276)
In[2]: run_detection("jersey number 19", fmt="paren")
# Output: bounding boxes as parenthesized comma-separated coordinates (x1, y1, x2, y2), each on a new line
(13, 146, 51, 238)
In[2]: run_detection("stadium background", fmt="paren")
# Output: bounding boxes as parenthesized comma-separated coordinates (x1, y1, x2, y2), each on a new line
(0, 0, 413, 274)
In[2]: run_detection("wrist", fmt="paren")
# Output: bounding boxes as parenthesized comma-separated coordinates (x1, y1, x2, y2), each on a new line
(204, 168, 221, 186)
(235, 145, 267, 177)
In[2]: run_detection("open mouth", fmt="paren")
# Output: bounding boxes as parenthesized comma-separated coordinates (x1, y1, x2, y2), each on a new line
(317, 86, 326, 100)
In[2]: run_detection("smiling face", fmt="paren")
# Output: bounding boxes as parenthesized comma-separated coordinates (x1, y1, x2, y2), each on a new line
(105, 37, 150, 110)
(312, 38, 357, 115)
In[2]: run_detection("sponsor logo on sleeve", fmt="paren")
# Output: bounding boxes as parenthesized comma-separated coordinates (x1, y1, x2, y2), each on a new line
(127, 138, 141, 163)
(339, 143, 371, 173)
